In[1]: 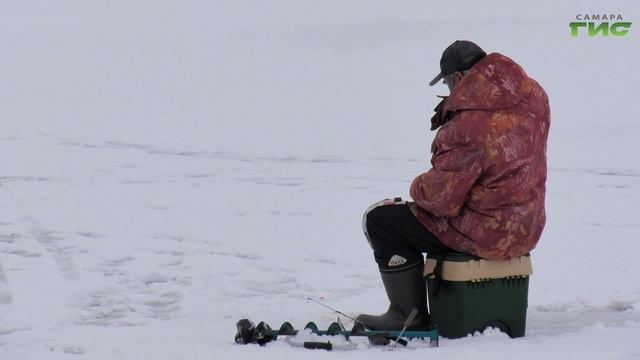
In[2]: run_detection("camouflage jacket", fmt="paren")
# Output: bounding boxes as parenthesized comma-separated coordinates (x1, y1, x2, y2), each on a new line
(410, 53, 550, 259)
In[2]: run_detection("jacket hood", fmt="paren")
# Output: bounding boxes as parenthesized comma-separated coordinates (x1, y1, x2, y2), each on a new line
(443, 52, 532, 113)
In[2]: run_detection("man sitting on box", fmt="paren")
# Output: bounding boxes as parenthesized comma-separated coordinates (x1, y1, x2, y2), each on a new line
(357, 40, 550, 331)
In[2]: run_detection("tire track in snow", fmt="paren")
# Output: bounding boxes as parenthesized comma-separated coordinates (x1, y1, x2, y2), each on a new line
(21, 215, 79, 281)
(0, 261, 11, 305)
(2, 180, 79, 281)
(0, 182, 76, 333)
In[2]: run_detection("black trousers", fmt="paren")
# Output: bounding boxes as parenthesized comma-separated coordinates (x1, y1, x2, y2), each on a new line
(363, 200, 452, 272)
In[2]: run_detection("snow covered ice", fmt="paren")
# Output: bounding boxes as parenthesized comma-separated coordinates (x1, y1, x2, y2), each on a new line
(1, 1, 639, 359)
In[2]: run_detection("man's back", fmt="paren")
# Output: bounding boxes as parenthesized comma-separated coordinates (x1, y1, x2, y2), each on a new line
(411, 53, 550, 259)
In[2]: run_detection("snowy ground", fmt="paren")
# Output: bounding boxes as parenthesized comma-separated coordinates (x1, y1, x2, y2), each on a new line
(1, 1, 639, 359)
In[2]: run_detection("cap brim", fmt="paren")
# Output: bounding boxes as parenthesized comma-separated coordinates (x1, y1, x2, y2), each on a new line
(428, 72, 443, 86)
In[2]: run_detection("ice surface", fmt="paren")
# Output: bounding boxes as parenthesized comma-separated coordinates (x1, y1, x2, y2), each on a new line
(0, 0, 639, 359)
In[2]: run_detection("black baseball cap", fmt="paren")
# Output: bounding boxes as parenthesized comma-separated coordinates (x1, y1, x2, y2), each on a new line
(428, 40, 487, 86)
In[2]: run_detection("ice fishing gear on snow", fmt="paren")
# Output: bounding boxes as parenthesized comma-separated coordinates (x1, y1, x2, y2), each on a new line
(234, 318, 439, 349)
(234, 264, 438, 350)
(234, 319, 275, 346)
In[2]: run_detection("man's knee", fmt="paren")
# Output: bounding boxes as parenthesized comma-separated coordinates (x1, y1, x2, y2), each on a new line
(364, 206, 397, 251)
(363, 205, 381, 249)
(364, 205, 389, 235)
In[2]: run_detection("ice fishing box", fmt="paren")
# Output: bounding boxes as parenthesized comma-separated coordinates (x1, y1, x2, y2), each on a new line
(424, 253, 532, 339)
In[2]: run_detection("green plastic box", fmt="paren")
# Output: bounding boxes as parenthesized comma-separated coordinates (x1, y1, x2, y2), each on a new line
(424, 253, 532, 339)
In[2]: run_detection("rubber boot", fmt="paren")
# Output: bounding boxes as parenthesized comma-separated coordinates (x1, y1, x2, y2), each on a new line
(356, 263, 429, 330)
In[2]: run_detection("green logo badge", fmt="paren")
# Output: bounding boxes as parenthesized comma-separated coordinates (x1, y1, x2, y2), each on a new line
(570, 14, 631, 36)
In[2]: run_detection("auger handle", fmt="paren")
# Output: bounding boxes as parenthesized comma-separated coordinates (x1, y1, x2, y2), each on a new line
(392, 308, 418, 348)
(303, 341, 333, 351)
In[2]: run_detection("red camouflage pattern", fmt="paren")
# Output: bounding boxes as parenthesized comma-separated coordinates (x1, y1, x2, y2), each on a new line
(410, 52, 550, 259)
